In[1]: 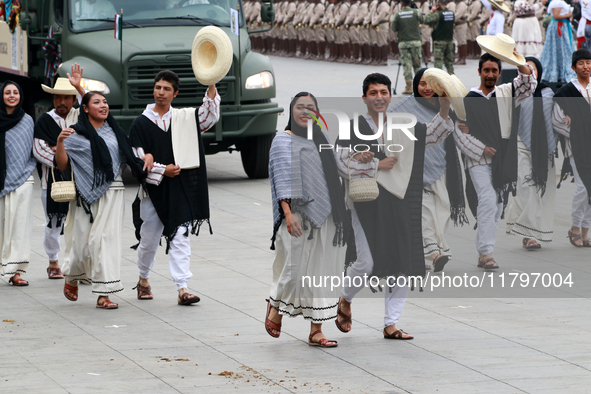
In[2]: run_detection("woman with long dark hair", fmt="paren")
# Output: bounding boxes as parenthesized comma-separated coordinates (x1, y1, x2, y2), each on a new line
(0, 81, 36, 286)
(265, 92, 348, 347)
(56, 91, 146, 309)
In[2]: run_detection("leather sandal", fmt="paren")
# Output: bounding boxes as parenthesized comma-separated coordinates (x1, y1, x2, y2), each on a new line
(335, 297, 352, 333)
(265, 299, 282, 338)
(178, 292, 200, 305)
(568, 230, 583, 247)
(308, 330, 338, 347)
(433, 254, 450, 273)
(96, 297, 118, 309)
(8, 275, 29, 286)
(523, 238, 542, 250)
(64, 282, 78, 301)
(383, 327, 413, 340)
(477, 257, 499, 269)
(133, 281, 153, 300)
(47, 266, 64, 279)
(583, 238, 591, 247)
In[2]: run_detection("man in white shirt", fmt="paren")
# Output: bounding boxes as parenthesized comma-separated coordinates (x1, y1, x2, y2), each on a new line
(33, 64, 86, 279)
(129, 70, 220, 305)
(552, 49, 591, 247)
(480, 0, 506, 36)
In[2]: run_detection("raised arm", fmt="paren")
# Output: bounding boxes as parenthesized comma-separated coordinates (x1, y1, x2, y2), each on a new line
(198, 84, 221, 132)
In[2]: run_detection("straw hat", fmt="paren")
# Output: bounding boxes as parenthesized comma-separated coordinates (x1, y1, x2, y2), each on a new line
(41, 78, 78, 95)
(476, 33, 526, 66)
(489, 0, 511, 13)
(423, 68, 468, 121)
(191, 26, 233, 85)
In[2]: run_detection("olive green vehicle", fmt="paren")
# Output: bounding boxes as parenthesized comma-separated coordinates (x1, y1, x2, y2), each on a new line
(2, 0, 279, 178)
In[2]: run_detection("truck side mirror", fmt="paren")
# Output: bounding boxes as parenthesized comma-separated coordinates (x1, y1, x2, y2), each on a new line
(20, 12, 39, 31)
(260, 0, 275, 23)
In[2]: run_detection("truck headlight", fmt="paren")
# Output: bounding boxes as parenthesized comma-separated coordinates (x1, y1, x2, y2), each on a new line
(80, 78, 111, 94)
(245, 71, 274, 89)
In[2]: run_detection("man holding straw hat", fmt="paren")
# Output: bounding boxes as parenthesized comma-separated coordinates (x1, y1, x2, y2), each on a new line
(33, 63, 86, 279)
(454, 33, 536, 269)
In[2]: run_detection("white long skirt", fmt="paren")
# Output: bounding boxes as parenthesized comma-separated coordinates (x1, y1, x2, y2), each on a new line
(62, 188, 125, 295)
(513, 16, 544, 58)
(269, 213, 345, 323)
(0, 177, 34, 276)
(506, 145, 556, 242)
(422, 173, 451, 261)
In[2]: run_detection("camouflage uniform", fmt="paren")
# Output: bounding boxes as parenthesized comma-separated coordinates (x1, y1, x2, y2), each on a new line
(392, 5, 424, 89)
(424, 4, 455, 74)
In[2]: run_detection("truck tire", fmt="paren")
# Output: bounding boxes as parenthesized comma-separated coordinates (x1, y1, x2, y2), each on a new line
(240, 134, 275, 179)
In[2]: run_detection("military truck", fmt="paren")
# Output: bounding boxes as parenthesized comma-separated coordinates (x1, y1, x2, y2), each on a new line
(0, 0, 279, 178)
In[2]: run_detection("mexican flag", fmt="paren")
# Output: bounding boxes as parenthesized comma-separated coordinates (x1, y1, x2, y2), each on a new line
(114, 13, 122, 40)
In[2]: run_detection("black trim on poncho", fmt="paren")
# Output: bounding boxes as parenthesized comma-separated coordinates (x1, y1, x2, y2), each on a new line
(554, 82, 591, 204)
(34, 113, 69, 228)
(129, 113, 211, 253)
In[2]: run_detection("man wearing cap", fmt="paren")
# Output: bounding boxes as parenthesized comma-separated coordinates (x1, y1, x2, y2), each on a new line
(454, 43, 535, 269)
(480, 0, 508, 36)
(129, 71, 219, 304)
(33, 64, 86, 279)
(552, 49, 591, 247)
(424, 0, 455, 75)
(392, 0, 424, 94)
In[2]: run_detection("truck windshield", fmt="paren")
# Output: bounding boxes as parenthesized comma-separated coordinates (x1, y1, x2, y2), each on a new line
(69, 0, 244, 32)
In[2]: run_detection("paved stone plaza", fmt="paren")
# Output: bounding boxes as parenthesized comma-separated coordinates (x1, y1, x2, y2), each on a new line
(2, 58, 591, 393)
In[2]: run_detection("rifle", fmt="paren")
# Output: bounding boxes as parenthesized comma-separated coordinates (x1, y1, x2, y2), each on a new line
(393, 60, 402, 94)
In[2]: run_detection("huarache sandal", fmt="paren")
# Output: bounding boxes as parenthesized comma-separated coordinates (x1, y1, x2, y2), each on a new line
(8, 275, 29, 286)
(523, 238, 542, 250)
(265, 299, 282, 338)
(335, 297, 352, 333)
(477, 257, 499, 270)
(177, 292, 200, 305)
(63, 282, 78, 301)
(96, 297, 118, 309)
(433, 254, 450, 273)
(383, 327, 414, 340)
(47, 266, 64, 279)
(308, 330, 338, 347)
(133, 281, 153, 300)
(583, 238, 591, 247)
(568, 230, 583, 247)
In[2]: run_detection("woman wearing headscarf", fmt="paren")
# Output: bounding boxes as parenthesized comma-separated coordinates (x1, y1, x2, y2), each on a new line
(56, 91, 146, 309)
(389, 68, 468, 272)
(265, 92, 348, 347)
(505, 57, 558, 249)
(540, 0, 576, 82)
(0, 81, 36, 286)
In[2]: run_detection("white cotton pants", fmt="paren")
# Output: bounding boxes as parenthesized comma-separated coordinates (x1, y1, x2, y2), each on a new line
(570, 156, 591, 229)
(340, 209, 409, 327)
(422, 173, 451, 260)
(41, 189, 62, 262)
(469, 164, 503, 256)
(137, 197, 193, 290)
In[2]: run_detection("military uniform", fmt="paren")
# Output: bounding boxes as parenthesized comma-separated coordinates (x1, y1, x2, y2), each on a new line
(392, 4, 424, 93)
(283, 0, 298, 56)
(323, 0, 338, 60)
(424, 3, 455, 74)
(335, 0, 351, 62)
(309, 0, 326, 59)
(347, 0, 362, 63)
(389, 1, 401, 59)
(419, 0, 432, 61)
(454, 0, 468, 64)
(364, 0, 379, 64)
(293, 0, 308, 56)
(467, 0, 482, 59)
(371, 0, 390, 65)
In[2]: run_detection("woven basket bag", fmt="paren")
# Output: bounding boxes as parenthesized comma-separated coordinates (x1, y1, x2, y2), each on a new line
(50, 165, 76, 203)
(347, 152, 379, 202)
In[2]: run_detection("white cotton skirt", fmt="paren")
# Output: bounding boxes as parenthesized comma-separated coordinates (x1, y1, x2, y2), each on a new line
(513, 17, 544, 58)
(505, 144, 556, 242)
(422, 173, 451, 261)
(0, 177, 34, 276)
(62, 188, 125, 295)
(269, 213, 346, 323)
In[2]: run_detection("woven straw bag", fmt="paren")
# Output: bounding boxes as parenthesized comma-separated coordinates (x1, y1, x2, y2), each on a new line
(347, 152, 379, 202)
(50, 165, 76, 203)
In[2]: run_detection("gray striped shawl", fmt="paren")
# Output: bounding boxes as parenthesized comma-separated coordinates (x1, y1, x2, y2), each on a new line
(389, 96, 446, 186)
(0, 114, 36, 198)
(64, 122, 125, 205)
(516, 87, 557, 154)
(269, 132, 331, 229)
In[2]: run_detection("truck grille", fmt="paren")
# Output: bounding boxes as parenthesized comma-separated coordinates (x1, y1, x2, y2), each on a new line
(127, 62, 232, 104)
